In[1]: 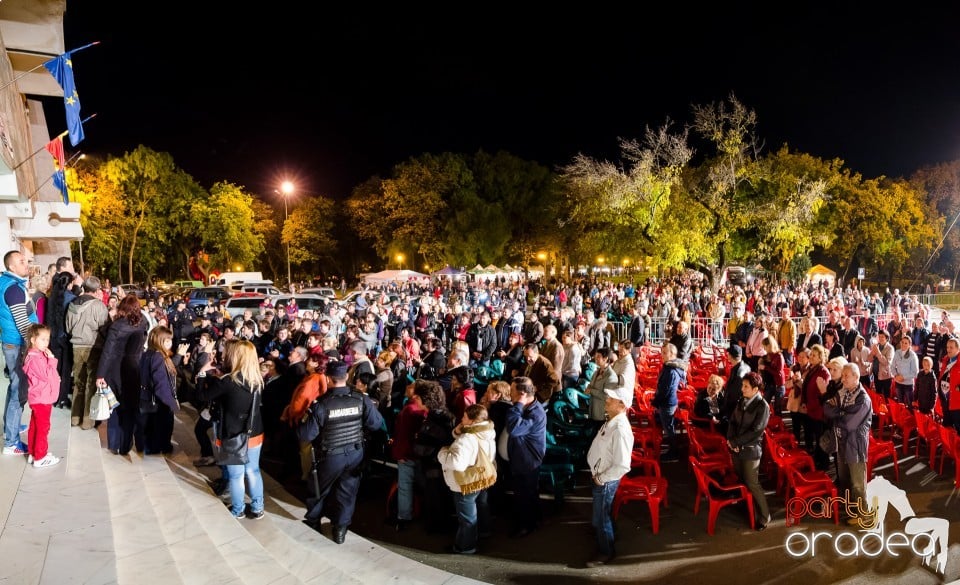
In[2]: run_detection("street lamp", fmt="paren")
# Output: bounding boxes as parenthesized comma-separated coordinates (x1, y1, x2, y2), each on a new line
(280, 181, 294, 289)
(396, 253, 405, 270)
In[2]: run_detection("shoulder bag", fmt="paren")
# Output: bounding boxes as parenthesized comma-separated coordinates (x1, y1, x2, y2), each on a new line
(216, 390, 259, 466)
(454, 440, 497, 495)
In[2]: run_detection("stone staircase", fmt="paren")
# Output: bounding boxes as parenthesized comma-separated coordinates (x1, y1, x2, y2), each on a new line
(0, 380, 488, 585)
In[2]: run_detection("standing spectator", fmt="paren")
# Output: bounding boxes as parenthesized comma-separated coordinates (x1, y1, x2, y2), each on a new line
(916, 356, 937, 415)
(297, 360, 385, 542)
(521, 343, 561, 404)
(22, 324, 61, 467)
(612, 341, 636, 408)
(198, 340, 266, 520)
(848, 335, 873, 390)
(138, 325, 182, 454)
(437, 403, 496, 555)
(46, 271, 79, 409)
(777, 308, 797, 366)
(584, 384, 634, 567)
(802, 344, 831, 470)
(870, 330, 895, 399)
(669, 320, 693, 363)
(722, 345, 751, 423)
(726, 372, 771, 530)
(505, 376, 546, 538)
(759, 337, 785, 413)
(939, 338, 960, 431)
(560, 329, 584, 390)
(65, 276, 110, 429)
(96, 294, 148, 455)
(0, 250, 39, 455)
(465, 311, 496, 369)
(823, 363, 872, 525)
(653, 343, 686, 461)
(388, 379, 428, 531)
(411, 379, 457, 534)
(170, 299, 195, 344)
(890, 335, 919, 409)
(586, 348, 620, 430)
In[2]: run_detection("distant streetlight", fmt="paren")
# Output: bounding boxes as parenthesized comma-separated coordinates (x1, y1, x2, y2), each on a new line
(396, 253, 405, 270)
(280, 181, 294, 288)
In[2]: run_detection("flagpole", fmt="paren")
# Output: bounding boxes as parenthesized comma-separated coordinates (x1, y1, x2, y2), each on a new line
(0, 42, 100, 93)
(27, 150, 84, 201)
(11, 113, 96, 170)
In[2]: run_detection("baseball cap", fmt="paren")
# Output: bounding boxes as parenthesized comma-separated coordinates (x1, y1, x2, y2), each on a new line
(604, 387, 634, 407)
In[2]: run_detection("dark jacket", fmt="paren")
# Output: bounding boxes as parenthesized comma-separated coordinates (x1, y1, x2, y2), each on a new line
(96, 318, 147, 404)
(139, 349, 180, 412)
(823, 385, 872, 463)
(505, 400, 546, 473)
(653, 359, 686, 409)
(727, 393, 770, 461)
(722, 360, 751, 419)
(199, 375, 264, 438)
(916, 370, 938, 414)
(465, 323, 496, 363)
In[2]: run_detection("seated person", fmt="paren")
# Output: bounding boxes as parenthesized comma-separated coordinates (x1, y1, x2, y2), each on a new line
(694, 373, 726, 431)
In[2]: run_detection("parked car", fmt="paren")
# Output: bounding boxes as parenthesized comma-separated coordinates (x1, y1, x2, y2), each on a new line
(184, 287, 232, 312)
(236, 283, 281, 296)
(301, 286, 337, 300)
(271, 293, 330, 318)
(223, 294, 268, 319)
(173, 280, 204, 288)
(335, 289, 400, 308)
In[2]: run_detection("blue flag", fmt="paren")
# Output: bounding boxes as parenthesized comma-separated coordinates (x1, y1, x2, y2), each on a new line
(43, 43, 96, 147)
(45, 136, 69, 204)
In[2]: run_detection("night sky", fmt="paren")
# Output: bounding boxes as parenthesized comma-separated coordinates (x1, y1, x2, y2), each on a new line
(51, 4, 960, 202)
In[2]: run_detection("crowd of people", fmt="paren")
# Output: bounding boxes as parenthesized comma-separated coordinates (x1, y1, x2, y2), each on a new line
(1, 252, 958, 567)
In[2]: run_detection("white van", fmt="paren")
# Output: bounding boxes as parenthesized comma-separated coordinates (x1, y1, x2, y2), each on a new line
(214, 271, 265, 287)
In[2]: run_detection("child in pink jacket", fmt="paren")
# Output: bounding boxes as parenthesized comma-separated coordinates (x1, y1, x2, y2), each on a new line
(23, 324, 61, 468)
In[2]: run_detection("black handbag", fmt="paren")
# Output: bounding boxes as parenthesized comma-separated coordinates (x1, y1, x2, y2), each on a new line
(216, 391, 259, 466)
(139, 358, 158, 414)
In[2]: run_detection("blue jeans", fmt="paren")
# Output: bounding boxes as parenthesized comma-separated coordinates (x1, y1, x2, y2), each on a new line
(657, 405, 677, 439)
(592, 479, 620, 556)
(397, 459, 417, 521)
(3, 344, 24, 448)
(225, 443, 263, 516)
(453, 489, 490, 553)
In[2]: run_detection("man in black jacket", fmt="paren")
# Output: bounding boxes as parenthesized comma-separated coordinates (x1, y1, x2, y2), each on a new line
(722, 344, 751, 424)
(465, 310, 496, 368)
(299, 361, 384, 544)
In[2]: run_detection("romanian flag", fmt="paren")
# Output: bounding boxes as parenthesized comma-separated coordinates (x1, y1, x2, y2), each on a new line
(45, 136, 69, 204)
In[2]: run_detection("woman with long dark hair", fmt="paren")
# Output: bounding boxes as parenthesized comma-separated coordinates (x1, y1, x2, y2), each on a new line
(46, 271, 77, 409)
(139, 325, 182, 454)
(96, 294, 147, 454)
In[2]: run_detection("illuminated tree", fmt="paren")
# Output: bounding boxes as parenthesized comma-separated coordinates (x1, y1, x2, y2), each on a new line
(283, 195, 337, 269)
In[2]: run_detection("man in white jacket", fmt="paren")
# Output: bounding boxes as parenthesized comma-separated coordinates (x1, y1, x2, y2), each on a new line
(584, 386, 635, 567)
(437, 403, 497, 555)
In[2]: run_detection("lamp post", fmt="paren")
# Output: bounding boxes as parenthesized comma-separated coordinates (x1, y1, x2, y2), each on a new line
(396, 253, 405, 270)
(281, 181, 294, 290)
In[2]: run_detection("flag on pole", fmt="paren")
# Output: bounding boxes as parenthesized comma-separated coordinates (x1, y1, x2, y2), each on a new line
(43, 42, 97, 147)
(44, 135, 69, 204)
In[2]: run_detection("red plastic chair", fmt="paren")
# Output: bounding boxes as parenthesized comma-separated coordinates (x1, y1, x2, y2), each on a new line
(866, 437, 899, 482)
(689, 456, 755, 535)
(766, 432, 816, 494)
(937, 425, 960, 485)
(915, 411, 943, 468)
(612, 456, 669, 534)
(886, 399, 916, 454)
(784, 466, 838, 527)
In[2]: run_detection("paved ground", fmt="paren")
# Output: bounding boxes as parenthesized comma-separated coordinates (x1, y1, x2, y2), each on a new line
(262, 428, 960, 585)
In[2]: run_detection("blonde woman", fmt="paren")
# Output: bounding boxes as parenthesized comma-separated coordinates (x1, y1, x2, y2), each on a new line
(199, 340, 265, 520)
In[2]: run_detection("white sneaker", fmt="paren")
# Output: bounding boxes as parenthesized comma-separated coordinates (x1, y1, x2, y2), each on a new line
(33, 454, 61, 468)
(26, 455, 33, 464)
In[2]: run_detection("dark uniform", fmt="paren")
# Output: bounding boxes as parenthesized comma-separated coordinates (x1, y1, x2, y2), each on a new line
(297, 371, 384, 543)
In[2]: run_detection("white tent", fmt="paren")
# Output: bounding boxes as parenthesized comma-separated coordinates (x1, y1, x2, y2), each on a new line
(363, 269, 428, 285)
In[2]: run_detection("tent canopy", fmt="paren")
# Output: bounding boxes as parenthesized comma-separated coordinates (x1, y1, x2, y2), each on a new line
(807, 264, 837, 285)
(363, 269, 427, 285)
(432, 265, 465, 277)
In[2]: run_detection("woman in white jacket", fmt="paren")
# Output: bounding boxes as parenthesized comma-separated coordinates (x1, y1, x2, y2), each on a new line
(437, 403, 497, 554)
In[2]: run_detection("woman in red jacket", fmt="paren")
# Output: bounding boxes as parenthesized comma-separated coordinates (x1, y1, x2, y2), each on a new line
(802, 344, 831, 470)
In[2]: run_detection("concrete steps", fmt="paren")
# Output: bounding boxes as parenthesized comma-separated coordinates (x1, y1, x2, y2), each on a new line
(0, 402, 116, 584)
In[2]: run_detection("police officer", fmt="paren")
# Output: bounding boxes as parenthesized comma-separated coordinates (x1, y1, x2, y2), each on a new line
(298, 360, 384, 544)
